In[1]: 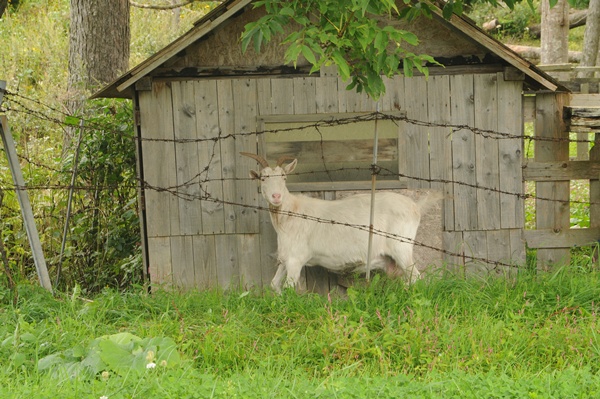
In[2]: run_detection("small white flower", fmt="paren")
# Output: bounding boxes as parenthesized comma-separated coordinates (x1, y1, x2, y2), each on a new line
(146, 362, 157, 369)
(100, 396, 109, 399)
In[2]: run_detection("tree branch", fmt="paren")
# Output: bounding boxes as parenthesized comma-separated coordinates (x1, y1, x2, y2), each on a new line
(130, 0, 221, 10)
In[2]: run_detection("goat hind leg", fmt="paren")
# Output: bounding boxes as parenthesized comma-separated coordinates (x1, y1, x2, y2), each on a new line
(271, 261, 287, 294)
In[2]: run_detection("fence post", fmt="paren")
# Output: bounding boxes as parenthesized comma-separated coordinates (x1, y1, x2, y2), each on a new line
(590, 133, 600, 266)
(0, 82, 53, 292)
(534, 92, 571, 270)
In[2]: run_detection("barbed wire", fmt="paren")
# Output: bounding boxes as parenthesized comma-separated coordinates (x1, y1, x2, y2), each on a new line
(0, 87, 597, 274)
(0, 165, 596, 206)
(2, 89, 598, 145)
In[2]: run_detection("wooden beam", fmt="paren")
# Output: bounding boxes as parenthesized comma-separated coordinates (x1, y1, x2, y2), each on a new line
(433, 11, 559, 91)
(523, 161, 600, 181)
(287, 180, 407, 193)
(570, 94, 600, 107)
(524, 227, 600, 249)
(0, 102, 53, 292)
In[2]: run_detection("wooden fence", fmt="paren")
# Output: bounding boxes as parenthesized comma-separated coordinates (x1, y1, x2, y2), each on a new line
(523, 90, 600, 269)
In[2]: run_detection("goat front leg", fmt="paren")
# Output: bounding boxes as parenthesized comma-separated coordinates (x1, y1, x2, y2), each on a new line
(283, 258, 304, 289)
(271, 261, 287, 294)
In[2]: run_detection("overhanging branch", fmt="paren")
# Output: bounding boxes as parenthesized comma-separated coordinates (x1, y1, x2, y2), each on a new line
(130, 0, 222, 10)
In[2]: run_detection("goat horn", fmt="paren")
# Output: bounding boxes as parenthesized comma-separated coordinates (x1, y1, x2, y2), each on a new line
(240, 152, 269, 168)
(276, 156, 295, 167)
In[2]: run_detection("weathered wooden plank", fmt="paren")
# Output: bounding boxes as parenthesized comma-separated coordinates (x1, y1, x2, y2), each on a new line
(287, 180, 407, 192)
(403, 76, 430, 189)
(215, 234, 240, 290)
(316, 77, 339, 114)
(575, 132, 590, 160)
(337, 76, 352, 113)
(590, 133, 600, 265)
(195, 80, 226, 234)
(427, 75, 454, 230)
(0, 114, 52, 292)
(132, 95, 150, 282)
(171, 81, 202, 236)
(192, 235, 217, 290)
(462, 230, 490, 274)
(267, 138, 397, 164)
(523, 95, 536, 123)
(139, 83, 178, 237)
(380, 76, 408, 184)
(570, 94, 600, 107)
(535, 93, 571, 270)
(474, 74, 501, 230)
(497, 74, 524, 229)
(509, 228, 526, 267)
(232, 79, 260, 233)
(523, 160, 600, 181)
(216, 79, 238, 234)
(293, 77, 317, 114)
(256, 78, 272, 116)
(486, 229, 512, 272)
(171, 235, 195, 290)
(524, 227, 600, 249)
(147, 236, 173, 287)
(271, 78, 295, 115)
(259, 209, 278, 289)
(442, 231, 464, 271)
(449, 74, 477, 231)
(238, 234, 263, 289)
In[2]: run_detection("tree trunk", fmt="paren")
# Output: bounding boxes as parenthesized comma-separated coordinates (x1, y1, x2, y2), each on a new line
(579, 0, 600, 79)
(528, 9, 587, 39)
(67, 0, 130, 147)
(541, 0, 570, 66)
(68, 0, 130, 94)
(0, 0, 7, 19)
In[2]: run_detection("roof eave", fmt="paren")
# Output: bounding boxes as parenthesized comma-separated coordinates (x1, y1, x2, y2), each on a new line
(92, 0, 252, 99)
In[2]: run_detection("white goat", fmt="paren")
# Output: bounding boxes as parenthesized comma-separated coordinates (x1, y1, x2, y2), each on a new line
(241, 152, 439, 292)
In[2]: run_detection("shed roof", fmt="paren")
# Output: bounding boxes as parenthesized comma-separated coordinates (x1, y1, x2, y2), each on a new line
(94, 0, 565, 99)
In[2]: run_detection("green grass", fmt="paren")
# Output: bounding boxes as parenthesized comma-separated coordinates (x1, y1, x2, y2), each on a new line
(2, 270, 600, 397)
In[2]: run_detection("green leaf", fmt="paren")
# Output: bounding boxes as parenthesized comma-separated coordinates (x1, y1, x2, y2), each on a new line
(442, 2, 454, 19)
(279, 6, 294, 17)
(301, 45, 317, 65)
(374, 30, 387, 52)
(332, 51, 351, 81)
(403, 58, 414, 77)
(401, 31, 419, 46)
(284, 43, 303, 67)
(241, 23, 258, 53)
(98, 338, 137, 374)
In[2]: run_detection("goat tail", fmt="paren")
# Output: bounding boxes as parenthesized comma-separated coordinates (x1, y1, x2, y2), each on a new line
(416, 190, 444, 214)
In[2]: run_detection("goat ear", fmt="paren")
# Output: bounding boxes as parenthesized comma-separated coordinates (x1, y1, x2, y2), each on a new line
(249, 170, 260, 180)
(284, 159, 298, 174)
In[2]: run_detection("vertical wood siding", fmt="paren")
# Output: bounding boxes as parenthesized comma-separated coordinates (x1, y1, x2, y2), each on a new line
(140, 72, 526, 291)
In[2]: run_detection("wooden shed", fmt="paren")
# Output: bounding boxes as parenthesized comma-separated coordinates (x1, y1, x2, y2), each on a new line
(95, 0, 575, 293)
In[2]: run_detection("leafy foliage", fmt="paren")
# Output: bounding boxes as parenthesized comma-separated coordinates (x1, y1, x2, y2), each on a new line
(56, 99, 142, 292)
(38, 332, 181, 378)
(242, 0, 442, 99)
